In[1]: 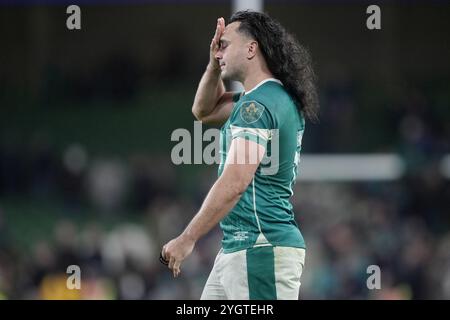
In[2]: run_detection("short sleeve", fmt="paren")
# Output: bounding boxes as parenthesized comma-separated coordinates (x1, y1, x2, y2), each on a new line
(229, 99, 275, 148)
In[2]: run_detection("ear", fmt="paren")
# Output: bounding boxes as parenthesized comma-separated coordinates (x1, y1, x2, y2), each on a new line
(247, 40, 258, 59)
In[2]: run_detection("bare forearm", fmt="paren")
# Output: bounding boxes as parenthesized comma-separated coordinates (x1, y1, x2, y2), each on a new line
(192, 66, 225, 119)
(181, 176, 242, 242)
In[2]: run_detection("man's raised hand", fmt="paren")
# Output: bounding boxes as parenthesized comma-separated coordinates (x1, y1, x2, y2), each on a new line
(209, 17, 225, 71)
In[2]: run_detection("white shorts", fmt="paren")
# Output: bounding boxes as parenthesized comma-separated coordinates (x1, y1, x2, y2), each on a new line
(200, 245, 306, 300)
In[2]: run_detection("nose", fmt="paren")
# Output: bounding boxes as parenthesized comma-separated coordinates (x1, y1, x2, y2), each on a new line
(215, 50, 223, 61)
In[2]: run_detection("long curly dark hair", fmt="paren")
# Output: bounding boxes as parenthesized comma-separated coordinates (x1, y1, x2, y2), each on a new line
(230, 10, 319, 122)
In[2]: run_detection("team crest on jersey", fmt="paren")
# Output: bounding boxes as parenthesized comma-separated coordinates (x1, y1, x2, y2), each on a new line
(239, 101, 265, 124)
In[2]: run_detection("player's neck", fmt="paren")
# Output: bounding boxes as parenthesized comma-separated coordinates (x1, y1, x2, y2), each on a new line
(242, 71, 275, 93)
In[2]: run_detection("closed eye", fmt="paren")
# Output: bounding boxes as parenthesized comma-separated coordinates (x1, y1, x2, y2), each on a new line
(219, 39, 229, 49)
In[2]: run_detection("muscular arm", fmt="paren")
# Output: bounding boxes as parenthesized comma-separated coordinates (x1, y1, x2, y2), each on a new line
(182, 138, 265, 242)
(191, 67, 235, 126)
(162, 138, 266, 276)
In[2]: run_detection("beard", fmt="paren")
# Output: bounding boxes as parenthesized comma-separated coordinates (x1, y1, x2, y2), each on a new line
(220, 63, 244, 82)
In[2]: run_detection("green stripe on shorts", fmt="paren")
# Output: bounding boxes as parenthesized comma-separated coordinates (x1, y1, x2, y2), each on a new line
(246, 246, 277, 299)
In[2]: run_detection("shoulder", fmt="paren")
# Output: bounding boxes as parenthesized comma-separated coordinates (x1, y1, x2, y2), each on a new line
(244, 81, 296, 126)
(248, 81, 293, 109)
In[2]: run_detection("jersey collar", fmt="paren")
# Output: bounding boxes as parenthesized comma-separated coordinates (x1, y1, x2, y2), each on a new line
(244, 78, 283, 95)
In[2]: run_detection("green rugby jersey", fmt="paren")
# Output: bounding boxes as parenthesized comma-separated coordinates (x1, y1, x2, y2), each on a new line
(218, 78, 306, 253)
